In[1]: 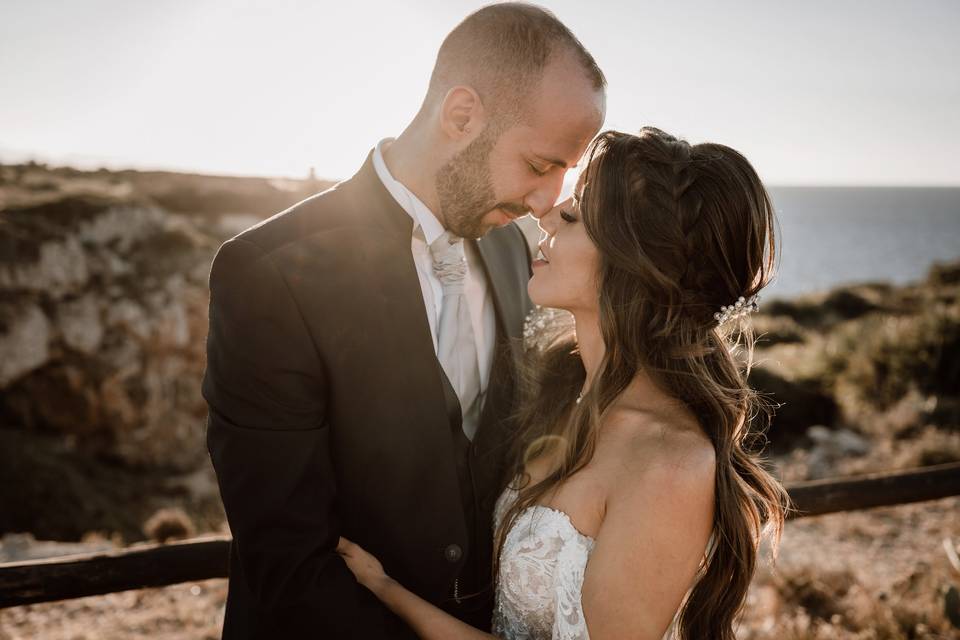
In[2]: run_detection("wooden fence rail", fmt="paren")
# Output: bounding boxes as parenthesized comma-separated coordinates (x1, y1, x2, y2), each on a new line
(2, 461, 960, 609)
(786, 460, 960, 519)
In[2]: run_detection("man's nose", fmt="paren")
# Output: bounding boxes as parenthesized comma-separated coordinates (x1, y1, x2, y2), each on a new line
(537, 206, 559, 236)
(527, 171, 567, 219)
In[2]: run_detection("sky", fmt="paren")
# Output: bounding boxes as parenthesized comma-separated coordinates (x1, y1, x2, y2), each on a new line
(1, 0, 959, 186)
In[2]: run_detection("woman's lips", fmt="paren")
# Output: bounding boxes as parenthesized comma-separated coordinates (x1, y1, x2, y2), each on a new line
(533, 246, 550, 268)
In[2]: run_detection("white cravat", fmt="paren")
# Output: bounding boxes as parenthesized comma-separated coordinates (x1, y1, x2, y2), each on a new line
(371, 138, 495, 440)
(429, 231, 482, 440)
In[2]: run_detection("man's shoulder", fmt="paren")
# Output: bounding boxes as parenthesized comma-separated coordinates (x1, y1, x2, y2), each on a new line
(205, 178, 372, 289)
(231, 180, 358, 255)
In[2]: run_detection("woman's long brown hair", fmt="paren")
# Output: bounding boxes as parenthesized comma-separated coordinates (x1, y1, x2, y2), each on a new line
(494, 127, 790, 639)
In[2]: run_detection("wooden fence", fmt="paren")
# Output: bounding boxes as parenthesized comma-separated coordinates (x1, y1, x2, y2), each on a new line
(2, 461, 960, 609)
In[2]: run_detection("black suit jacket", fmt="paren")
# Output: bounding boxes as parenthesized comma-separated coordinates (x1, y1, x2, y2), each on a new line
(202, 151, 533, 639)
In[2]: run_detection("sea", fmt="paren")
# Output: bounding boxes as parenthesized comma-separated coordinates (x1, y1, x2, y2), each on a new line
(765, 187, 960, 299)
(519, 186, 960, 300)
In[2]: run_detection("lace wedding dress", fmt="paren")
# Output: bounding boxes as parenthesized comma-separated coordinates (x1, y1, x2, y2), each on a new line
(491, 485, 713, 640)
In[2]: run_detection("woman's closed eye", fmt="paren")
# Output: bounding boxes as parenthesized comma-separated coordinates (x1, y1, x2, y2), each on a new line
(560, 209, 577, 223)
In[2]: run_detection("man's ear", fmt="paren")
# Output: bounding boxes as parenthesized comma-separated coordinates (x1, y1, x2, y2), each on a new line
(439, 85, 486, 141)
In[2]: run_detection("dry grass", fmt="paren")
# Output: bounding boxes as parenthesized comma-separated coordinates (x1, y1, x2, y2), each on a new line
(0, 579, 226, 640)
(739, 497, 960, 639)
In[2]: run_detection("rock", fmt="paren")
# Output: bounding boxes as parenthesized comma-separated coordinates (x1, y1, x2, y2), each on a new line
(0, 195, 165, 295)
(143, 508, 196, 543)
(748, 367, 840, 451)
(807, 425, 870, 456)
(0, 302, 51, 386)
(0, 194, 218, 470)
(0, 532, 116, 563)
(188, 260, 211, 285)
(156, 301, 190, 348)
(55, 294, 103, 354)
(0, 235, 89, 298)
(4, 363, 102, 434)
(805, 425, 871, 478)
(0, 170, 337, 478)
(105, 299, 152, 342)
(74, 203, 164, 252)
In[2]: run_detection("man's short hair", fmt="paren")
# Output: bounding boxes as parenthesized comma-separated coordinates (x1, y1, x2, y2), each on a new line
(426, 3, 605, 123)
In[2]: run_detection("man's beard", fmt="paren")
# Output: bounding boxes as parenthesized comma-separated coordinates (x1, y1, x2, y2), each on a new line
(435, 125, 512, 239)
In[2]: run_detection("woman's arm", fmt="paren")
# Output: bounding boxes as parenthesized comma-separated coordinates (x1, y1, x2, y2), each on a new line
(337, 538, 497, 640)
(580, 439, 716, 640)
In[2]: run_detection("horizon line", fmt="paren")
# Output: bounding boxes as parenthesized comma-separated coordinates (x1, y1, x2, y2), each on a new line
(2, 150, 959, 190)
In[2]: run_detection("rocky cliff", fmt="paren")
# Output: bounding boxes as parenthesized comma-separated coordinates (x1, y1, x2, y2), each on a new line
(0, 163, 333, 473)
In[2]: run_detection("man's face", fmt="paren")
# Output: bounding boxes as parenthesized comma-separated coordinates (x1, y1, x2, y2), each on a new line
(435, 58, 605, 239)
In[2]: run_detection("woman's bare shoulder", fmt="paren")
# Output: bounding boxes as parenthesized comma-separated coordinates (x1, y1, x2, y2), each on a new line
(600, 404, 716, 503)
(582, 408, 718, 640)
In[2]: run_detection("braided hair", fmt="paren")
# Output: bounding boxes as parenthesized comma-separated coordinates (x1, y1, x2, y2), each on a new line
(495, 128, 788, 640)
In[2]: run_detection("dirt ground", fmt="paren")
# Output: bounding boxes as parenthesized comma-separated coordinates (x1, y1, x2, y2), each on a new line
(741, 496, 960, 639)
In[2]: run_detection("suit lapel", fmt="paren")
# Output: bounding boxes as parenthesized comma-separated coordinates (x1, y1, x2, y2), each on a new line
(347, 153, 466, 437)
(472, 227, 529, 368)
(351, 151, 530, 455)
(349, 149, 529, 378)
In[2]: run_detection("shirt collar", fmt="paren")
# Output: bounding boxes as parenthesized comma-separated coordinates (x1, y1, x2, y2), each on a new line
(372, 138, 446, 245)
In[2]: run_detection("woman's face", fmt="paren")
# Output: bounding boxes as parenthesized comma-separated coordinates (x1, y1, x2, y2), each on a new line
(528, 194, 601, 314)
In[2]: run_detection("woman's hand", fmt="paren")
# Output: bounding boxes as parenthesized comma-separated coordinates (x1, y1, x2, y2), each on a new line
(337, 537, 393, 597)
(337, 537, 494, 639)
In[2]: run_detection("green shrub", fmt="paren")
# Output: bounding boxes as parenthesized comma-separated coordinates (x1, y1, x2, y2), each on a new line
(838, 303, 960, 409)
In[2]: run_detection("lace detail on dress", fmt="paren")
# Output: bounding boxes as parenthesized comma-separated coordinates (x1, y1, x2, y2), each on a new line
(492, 484, 713, 640)
(492, 486, 594, 640)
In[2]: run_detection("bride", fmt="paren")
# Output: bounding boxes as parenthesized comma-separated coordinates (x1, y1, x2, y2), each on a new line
(337, 127, 789, 639)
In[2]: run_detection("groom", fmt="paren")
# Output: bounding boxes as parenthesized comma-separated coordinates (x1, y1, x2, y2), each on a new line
(202, 4, 605, 638)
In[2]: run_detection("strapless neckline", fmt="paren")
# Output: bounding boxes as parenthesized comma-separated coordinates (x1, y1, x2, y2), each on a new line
(501, 486, 596, 543)
(493, 483, 713, 640)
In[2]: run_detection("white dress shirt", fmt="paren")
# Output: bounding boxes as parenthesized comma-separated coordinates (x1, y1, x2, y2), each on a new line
(372, 139, 496, 429)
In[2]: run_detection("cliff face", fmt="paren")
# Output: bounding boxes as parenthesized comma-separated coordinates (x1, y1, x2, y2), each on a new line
(0, 163, 334, 471)
(0, 194, 219, 470)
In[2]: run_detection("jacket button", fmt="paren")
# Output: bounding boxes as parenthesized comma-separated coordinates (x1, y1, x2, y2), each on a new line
(444, 544, 463, 563)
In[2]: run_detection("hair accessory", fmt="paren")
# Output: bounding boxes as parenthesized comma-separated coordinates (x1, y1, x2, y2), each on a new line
(713, 293, 760, 326)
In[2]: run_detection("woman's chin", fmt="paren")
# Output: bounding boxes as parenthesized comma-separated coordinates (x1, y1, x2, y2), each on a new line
(527, 279, 559, 309)
(527, 278, 546, 306)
